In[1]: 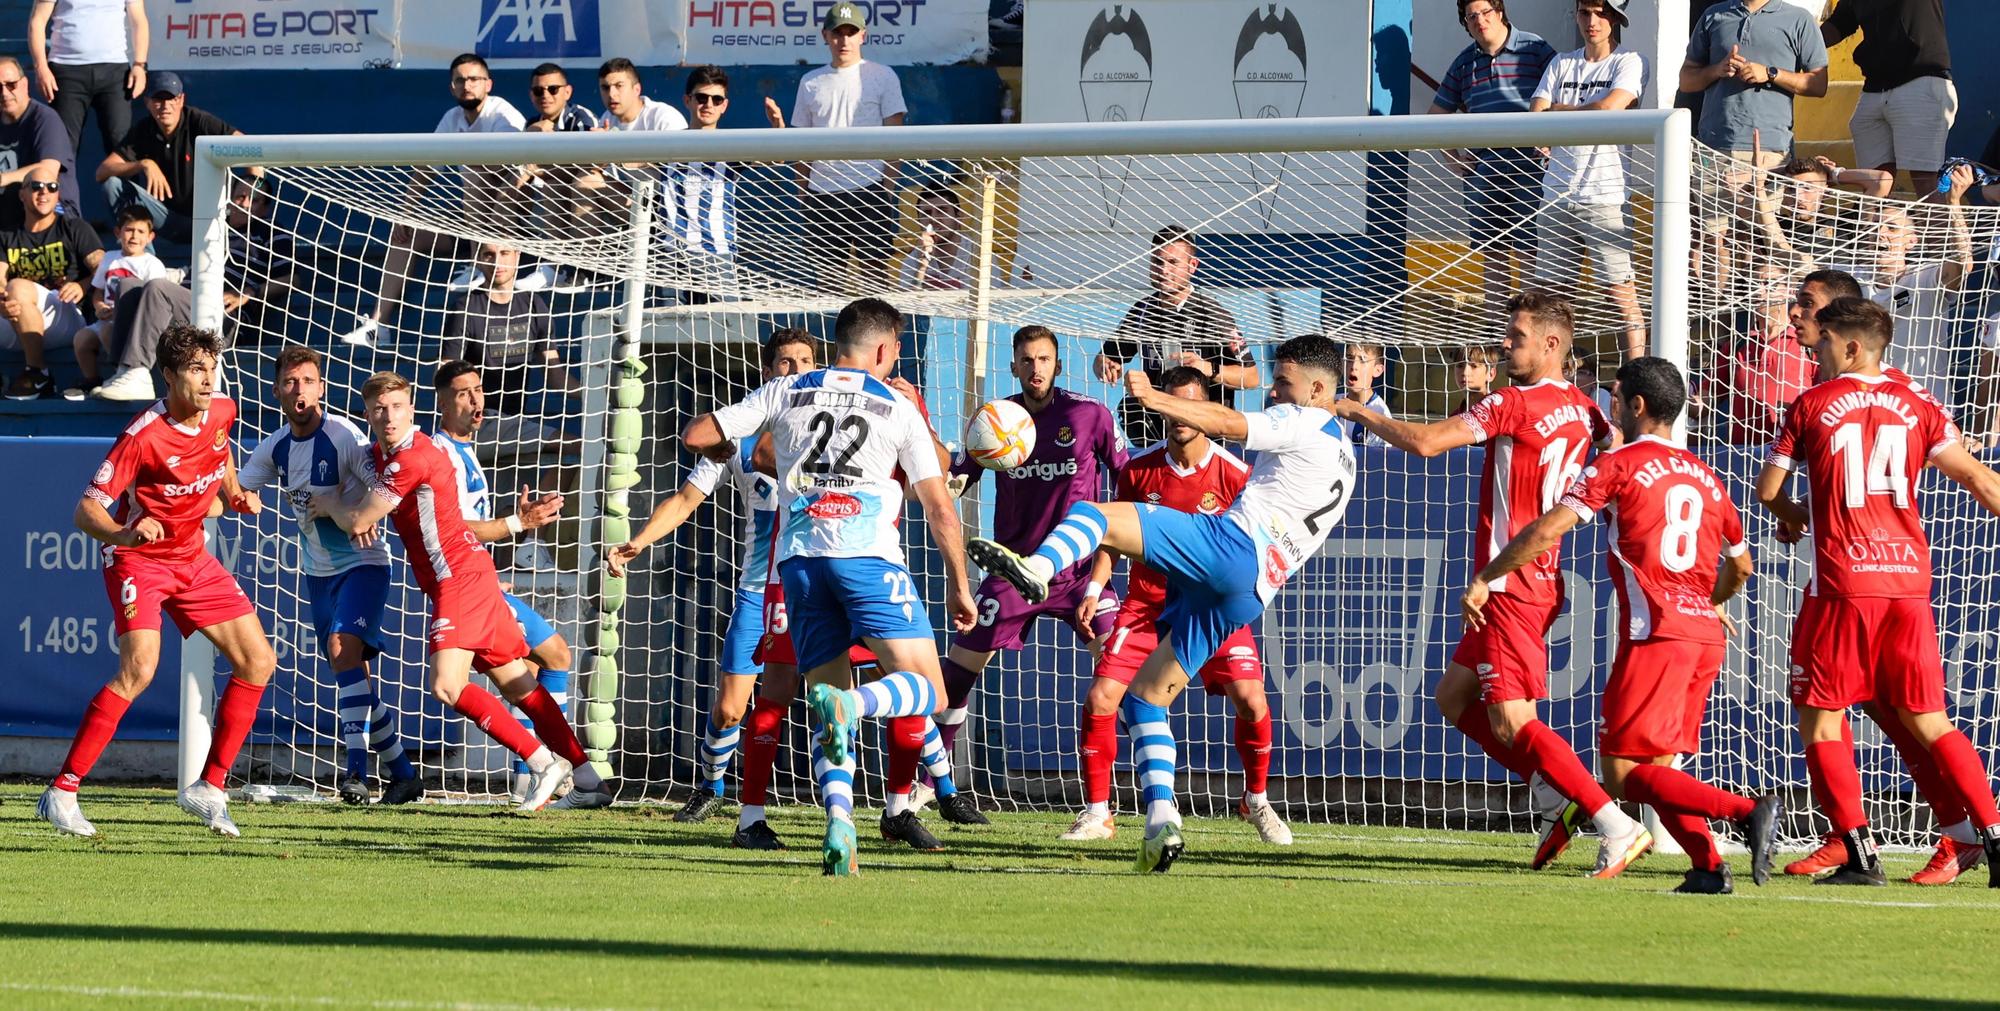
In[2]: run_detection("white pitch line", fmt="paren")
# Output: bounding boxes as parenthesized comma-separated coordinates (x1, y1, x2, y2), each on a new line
(0, 981, 626, 1011)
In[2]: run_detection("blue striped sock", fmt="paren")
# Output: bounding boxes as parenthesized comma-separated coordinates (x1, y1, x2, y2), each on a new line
(370, 699, 416, 781)
(333, 668, 373, 779)
(811, 728, 855, 825)
(851, 670, 937, 719)
(919, 717, 958, 797)
(700, 716, 740, 797)
(1124, 695, 1181, 831)
(1032, 501, 1107, 575)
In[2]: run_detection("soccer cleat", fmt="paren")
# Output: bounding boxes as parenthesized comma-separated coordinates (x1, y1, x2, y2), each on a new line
(1742, 794, 1784, 887)
(731, 820, 787, 851)
(1240, 799, 1294, 846)
(935, 792, 990, 826)
(1532, 800, 1586, 870)
(550, 785, 615, 810)
(1060, 810, 1116, 841)
(516, 757, 573, 813)
(36, 788, 96, 838)
(1134, 822, 1185, 873)
(1672, 864, 1735, 895)
(1785, 833, 1845, 876)
(89, 366, 157, 402)
(908, 782, 936, 813)
(823, 819, 859, 876)
(1589, 822, 1653, 879)
(378, 777, 425, 806)
(807, 682, 856, 766)
(340, 317, 381, 348)
(1909, 836, 1984, 886)
(880, 811, 946, 852)
(966, 537, 1051, 605)
(177, 781, 241, 838)
(507, 771, 532, 805)
(1815, 862, 1888, 886)
(338, 774, 370, 806)
(674, 791, 725, 823)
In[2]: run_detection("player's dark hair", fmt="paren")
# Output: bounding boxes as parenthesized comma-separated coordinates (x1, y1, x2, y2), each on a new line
(1012, 325, 1057, 354)
(834, 297, 902, 354)
(1273, 333, 1341, 378)
(598, 57, 640, 83)
(762, 327, 818, 369)
(432, 359, 481, 392)
(1614, 356, 1685, 426)
(1505, 289, 1575, 342)
(114, 204, 155, 230)
(273, 345, 321, 380)
(1152, 225, 1196, 256)
(1802, 268, 1864, 302)
(158, 326, 222, 375)
(363, 371, 414, 402)
(1456, 0, 1509, 27)
(685, 65, 729, 95)
(1157, 366, 1213, 399)
(449, 53, 490, 75)
(1816, 296, 1895, 349)
(919, 182, 961, 208)
(530, 62, 566, 82)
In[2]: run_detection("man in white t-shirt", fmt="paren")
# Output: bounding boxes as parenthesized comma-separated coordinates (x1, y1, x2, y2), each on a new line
(597, 58, 687, 134)
(345, 53, 525, 348)
(1529, 0, 1648, 358)
(787, 3, 908, 290)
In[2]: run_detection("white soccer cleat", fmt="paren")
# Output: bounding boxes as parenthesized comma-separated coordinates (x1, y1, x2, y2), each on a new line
(1059, 809, 1116, 841)
(507, 771, 532, 804)
(340, 317, 381, 348)
(1240, 799, 1294, 846)
(37, 788, 97, 838)
(549, 783, 615, 810)
(177, 781, 241, 838)
(908, 782, 936, 813)
(516, 758, 573, 813)
(1590, 820, 1654, 879)
(89, 366, 157, 402)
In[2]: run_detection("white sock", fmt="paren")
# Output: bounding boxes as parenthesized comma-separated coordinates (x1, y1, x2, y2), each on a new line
(738, 804, 765, 828)
(572, 762, 603, 791)
(1086, 801, 1110, 819)
(1025, 554, 1055, 583)
(1590, 801, 1637, 836)
(524, 746, 555, 774)
(886, 791, 911, 817)
(1243, 791, 1268, 809)
(1146, 798, 1181, 832)
(1942, 818, 1977, 845)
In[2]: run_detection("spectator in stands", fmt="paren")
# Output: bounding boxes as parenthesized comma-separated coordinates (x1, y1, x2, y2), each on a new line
(1093, 225, 1256, 447)
(1529, 0, 1649, 357)
(1710, 283, 1814, 444)
(1565, 348, 1614, 418)
(659, 66, 746, 303)
(597, 58, 687, 133)
(1428, 0, 1556, 310)
(92, 174, 291, 401)
(524, 63, 596, 132)
(1681, 0, 1828, 168)
(1755, 156, 1894, 276)
(439, 241, 576, 450)
(96, 72, 250, 244)
(519, 63, 603, 244)
(1452, 344, 1499, 414)
(786, 3, 908, 290)
(0, 56, 78, 229)
(1822, 0, 1955, 196)
(1341, 341, 1393, 449)
(0, 161, 97, 398)
(1868, 161, 1972, 414)
(899, 183, 973, 290)
(345, 53, 523, 347)
(64, 204, 165, 398)
(27, 0, 146, 154)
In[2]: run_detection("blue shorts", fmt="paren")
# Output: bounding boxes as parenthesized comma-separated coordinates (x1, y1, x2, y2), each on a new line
(1134, 505, 1265, 675)
(304, 565, 391, 660)
(504, 591, 559, 651)
(779, 555, 932, 671)
(721, 586, 766, 676)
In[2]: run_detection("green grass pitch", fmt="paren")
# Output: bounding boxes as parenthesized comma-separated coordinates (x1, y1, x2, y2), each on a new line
(0, 784, 1990, 1009)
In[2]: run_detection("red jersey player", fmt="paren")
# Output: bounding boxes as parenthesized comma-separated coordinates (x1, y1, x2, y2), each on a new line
(1337, 289, 1652, 875)
(312, 371, 609, 812)
(38, 326, 277, 839)
(1466, 357, 1780, 893)
(1758, 296, 2000, 887)
(1063, 366, 1287, 845)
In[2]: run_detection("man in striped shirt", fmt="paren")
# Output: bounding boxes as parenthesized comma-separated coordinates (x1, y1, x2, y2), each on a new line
(668, 65, 739, 303)
(1429, 0, 1556, 310)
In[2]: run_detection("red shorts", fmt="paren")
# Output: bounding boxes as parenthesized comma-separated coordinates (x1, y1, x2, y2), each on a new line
(429, 580, 529, 673)
(1790, 595, 1944, 712)
(1452, 594, 1560, 704)
(752, 579, 877, 669)
(1599, 637, 1725, 759)
(103, 550, 255, 638)
(1093, 604, 1262, 695)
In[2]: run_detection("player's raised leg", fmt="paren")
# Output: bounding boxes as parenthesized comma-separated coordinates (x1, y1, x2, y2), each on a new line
(969, 500, 1145, 605)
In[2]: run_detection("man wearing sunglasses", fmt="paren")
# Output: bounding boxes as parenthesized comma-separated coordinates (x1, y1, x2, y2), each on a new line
(524, 63, 596, 133)
(666, 65, 741, 300)
(0, 161, 99, 399)
(97, 71, 248, 245)
(0, 55, 78, 231)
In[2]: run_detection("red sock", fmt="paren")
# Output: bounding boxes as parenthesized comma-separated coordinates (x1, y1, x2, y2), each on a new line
(1080, 710, 1117, 806)
(201, 677, 267, 789)
(886, 715, 924, 795)
(1450, 705, 1530, 779)
(1624, 763, 1755, 821)
(1236, 710, 1272, 795)
(454, 684, 545, 759)
(1926, 730, 2000, 831)
(516, 686, 587, 766)
(1657, 810, 1724, 871)
(740, 697, 786, 807)
(1805, 739, 1867, 833)
(1874, 713, 1968, 827)
(55, 687, 133, 791)
(1513, 720, 1612, 813)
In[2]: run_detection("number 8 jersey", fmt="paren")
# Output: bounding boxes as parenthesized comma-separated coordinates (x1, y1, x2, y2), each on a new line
(1766, 372, 1958, 599)
(1459, 379, 1610, 604)
(711, 367, 940, 566)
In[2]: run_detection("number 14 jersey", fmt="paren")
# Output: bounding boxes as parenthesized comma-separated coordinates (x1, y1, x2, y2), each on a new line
(1458, 379, 1610, 603)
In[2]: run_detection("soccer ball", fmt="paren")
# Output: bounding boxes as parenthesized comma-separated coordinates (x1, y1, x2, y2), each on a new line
(964, 399, 1036, 471)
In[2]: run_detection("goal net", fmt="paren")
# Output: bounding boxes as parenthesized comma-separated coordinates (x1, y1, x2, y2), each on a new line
(184, 113, 1999, 849)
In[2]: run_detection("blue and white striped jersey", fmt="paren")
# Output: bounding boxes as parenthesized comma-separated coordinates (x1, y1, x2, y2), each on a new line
(685, 438, 779, 591)
(238, 414, 392, 576)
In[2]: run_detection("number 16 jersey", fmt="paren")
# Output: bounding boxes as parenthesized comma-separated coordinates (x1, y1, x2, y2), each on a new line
(1458, 379, 1609, 604)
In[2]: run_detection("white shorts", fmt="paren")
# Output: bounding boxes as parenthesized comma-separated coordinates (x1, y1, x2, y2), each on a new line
(1535, 199, 1635, 287)
(1850, 76, 1958, 174)
(0, 283, 87, 351)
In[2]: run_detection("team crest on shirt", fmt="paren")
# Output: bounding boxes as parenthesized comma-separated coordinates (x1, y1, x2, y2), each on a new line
(212, 430, 227, 452)
(93, 461, 112, 486)
(1055, 425, 1076, 447)
(1198, 491, 1221, 514)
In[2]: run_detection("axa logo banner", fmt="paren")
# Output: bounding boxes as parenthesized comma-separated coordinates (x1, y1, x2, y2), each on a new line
(476, 0, 601, 60)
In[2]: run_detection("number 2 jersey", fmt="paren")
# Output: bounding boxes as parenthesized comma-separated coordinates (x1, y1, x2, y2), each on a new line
(1766, 372, 1957, 599)
(1458, 379, 1610, 604)
(711, 367, 940, 567)
(1558, 434, 1746, 644)
(1235, 404, 1360, 602)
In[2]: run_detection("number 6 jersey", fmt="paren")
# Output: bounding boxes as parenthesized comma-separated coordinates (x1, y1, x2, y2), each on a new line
(1459, 379, 1610, 603)
(711, 367, 940, 566)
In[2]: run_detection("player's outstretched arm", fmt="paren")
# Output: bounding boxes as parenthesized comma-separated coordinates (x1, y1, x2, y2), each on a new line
(1462, 505, 1581, 630)
(913, 475, 978, 633)
(315, 488, 396, 535)
(1126, 371, 1247, 440)
(607, 482, 711, 576)
(467, 485, 564, 545)
(1929, 442, 2000, 517)
(1333, 400, 1478, 457)
(681, 414, 736, 463)
(1753, 460, 1810, 529)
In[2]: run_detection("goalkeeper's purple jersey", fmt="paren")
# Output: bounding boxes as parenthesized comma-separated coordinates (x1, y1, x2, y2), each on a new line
(953, 387, 1125, 560)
